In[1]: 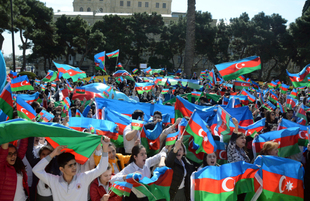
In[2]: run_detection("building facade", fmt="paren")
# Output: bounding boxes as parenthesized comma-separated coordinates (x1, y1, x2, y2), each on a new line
(73, 0, 172, 15)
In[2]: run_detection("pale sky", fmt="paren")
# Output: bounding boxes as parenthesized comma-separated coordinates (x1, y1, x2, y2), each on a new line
(1, 0, 305, 57)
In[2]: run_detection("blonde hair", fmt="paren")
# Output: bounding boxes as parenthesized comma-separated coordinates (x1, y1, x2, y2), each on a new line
(260, 141, 279, 155)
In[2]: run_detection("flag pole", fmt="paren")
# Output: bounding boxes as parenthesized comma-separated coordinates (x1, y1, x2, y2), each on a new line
(180, 109, 196, 138)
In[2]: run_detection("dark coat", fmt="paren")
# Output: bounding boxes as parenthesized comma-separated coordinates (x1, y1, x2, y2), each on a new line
(165, 150, 194, 201)
(305, 150, 310, 200)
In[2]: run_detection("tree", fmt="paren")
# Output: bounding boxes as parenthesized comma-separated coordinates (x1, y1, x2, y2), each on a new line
(184, 0, 196, 78)
(303, 0, 310, 15)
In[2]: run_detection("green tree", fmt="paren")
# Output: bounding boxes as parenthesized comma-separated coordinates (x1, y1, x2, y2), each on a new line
(184, 0, 196, 78)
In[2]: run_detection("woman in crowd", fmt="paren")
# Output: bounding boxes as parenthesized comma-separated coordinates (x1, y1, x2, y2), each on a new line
(165, 137, 194, 201)
(107, 143, 130, 174)
(260, 141, 279, 156)
(0, 138, 29, 200)
(227, 118, 250, 163)
(90, 164, 122, 201)
(111, 144, 167, 201)
(197, 152, 220, 171)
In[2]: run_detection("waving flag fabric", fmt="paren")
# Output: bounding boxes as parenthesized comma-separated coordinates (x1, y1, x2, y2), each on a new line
(113, 70, 131, 77)
(132, 68, 138, 74)
(0, 119, 102, 164)
(280, 83, 289, 94)
(8, 70, 17, 79)
(165, 131, 179, 146)
(111, 181, 132, 197)
(104, 108, 131, 135)
(278, 118, 309, 146)
(226, 97, 242, 108)
(143, 67, 152, 75)
(262, 101, 276, 111)
(253, 127, 301, 157)
(53, 61, 86, 82)
(268, 91, 278, 103)
(185, 111, 217, 154)
(268, 81, 278, 88)
(106, 49, 119, 58)
(140, 122, 162, 156)
(0, 51, 7, 93)
(290, 88, 298, 99)
(36, 110, 54, 122)
(135, 83, 154, 94)
(240, 89, 255, 102)
(234, 81, 251, 90)
(296, 103, 308, 124)
(215, 56, 261, 81)
(11, 75, 34, 92)
(131, 119, 144, 131)
(191, 161, 261, 201)
(286, 95, 299, 109)
(286, 64, 310, 87)
(213, 106, 233, 141)
(253, 156, 304, 200)
(16, 92, 40, 104)
(16, 97, 36, 121)
(126, 167, 173, 201)
(238, 118, 266, 137)
(0, 83, 13, 119)
(94, 51, 106, 72)
(42, 70, 58, 82)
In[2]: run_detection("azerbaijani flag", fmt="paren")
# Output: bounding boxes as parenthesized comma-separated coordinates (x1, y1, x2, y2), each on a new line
(234, 81, 251, 90)
(65, 80, 73, 91)
(268, 91, 279, 103)
(215, 56, 261, 81)
(53, 61, 87, 82)
(277, 101, 287, 113)
(75, 109, 83, 117)
(165, 131, 179, 146)
(94, 51, 106, 72)
(75, 87, 85, 94)
(0, 83, 13, 119)
(11, 75, 34, 92)
(185, 111, 217, 154)
(253, 127, 301, 158)
(113, 70, 131, 77)
(116, 62, 124, 70)
(262, 101, 276, 111)
(237, 75, 246, 82)
(89, 75, 95, 83)
(268, 81, 278, 88)
(143, 67, 152, 75)
(140, 122, 162, 156)
(8, 70, 17, 79)
(280, 83, 289, 94)
(126, 166, 173, 201)
(240, 89, 255, 102)
(191, 91, 202, 100)
(253, 155, 304, 201)
(106, 49, 119, 59)
(161, 89, 169, 94)
(42, 70, 58, 82)
(131, 119, 144, 131)
(290, 88, 298, 99)
(132, 68, 138, 74)
(104, 108, 131, 135)
(16, 92, 40, 104)
(286, 95, 298, 109)
(36, 110, 54, 122)
(238, 118, 266, 137)
(286, 63, 310, 87)
(135, 83, 153, 94)
(16, 97, 36, 121)
(191, 161, 261, 201)
(213, 106, 233, 141)
(296, 103, 308, 124)
(111, 181, 132, 197)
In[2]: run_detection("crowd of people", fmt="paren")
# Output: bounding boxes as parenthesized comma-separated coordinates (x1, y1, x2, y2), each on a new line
(0, 70, 310, 201)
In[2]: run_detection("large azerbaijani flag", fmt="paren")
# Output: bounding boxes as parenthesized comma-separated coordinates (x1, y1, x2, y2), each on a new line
(238, 118, 266, 137)
(42, 70, 59, 82)
(11, 75, 34, 92)
(253, 155, 304, 201)
(140, 122, 162, 156)
(94, 51, 106, 72)
(135, 83, 153, 94)
(0, 119, 102, 164)
(184, 111, 217, 154)
(213, 106, 234, 142)
(53, 61, 86, 82)
(111, 181, 133, 197)
(126, 166, 173, 201)
(0, 83, 13, 119)
(286, 63, 310, 87)
(191, 161, 261, 201)
(215, 56, 261, 81)
(253, 127, 301, 158)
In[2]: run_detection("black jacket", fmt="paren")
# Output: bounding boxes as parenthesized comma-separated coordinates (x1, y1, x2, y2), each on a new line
(165, 150, 194, 201)
(305, 151, 310, 200)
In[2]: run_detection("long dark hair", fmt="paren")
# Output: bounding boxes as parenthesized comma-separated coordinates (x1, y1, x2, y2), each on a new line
(128, 144, 145, 164)
(8, 144, 26, 174)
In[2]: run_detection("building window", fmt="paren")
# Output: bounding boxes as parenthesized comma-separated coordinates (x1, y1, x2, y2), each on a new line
(80, 7, 83, 11)
(156, 3, 159, 8)
(145, 2, 149, 7)
(120, 1, 123, 6)
(138, 2, 142, 7)
(99, 8, 103, 12)
(127, 1, 130, 6)
(87, 7, 91, 11)
(163, 3, 166, 8)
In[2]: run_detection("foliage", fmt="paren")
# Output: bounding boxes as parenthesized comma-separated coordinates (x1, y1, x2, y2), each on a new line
(18, 71, 36, 79)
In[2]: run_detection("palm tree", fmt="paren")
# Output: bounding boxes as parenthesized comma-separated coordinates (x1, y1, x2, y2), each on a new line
(184, 0, 196, 78)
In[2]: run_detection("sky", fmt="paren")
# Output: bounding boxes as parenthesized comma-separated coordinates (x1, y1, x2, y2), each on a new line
(1, 0, 305, 57)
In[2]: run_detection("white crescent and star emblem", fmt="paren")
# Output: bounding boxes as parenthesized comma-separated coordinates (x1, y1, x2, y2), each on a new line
(222, 177, 235, 192)
(279, 176, 286, 193)
(21, 108, 28, 115)
(299, 131, 306, 139)
(296, 77, 300, 82)
(241, 83, 247, 86)
(203, 135, 209, 143)
(69, 72, 72, 75)
(198, 128, 205, 137)
(219, 150, 226, 159)
(235, 63, 246, 69)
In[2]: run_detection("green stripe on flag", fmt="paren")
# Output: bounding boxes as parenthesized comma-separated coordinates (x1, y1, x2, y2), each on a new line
(222, 65, 261, 81)
(278, 144, 301, 158)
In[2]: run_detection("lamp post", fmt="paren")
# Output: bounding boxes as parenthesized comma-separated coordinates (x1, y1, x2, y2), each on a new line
(10, 0, 16, 72)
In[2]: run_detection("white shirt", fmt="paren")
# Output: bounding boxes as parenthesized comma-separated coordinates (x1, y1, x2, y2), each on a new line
(14, 173, 27, 201)
(112, 163, 119, 174)
(32, 152, 108, 201)
(111, 149, 167, 198)
(37, 179, 52, 197)
(98, 178, 110, 194)
(123, 124, 140, 154)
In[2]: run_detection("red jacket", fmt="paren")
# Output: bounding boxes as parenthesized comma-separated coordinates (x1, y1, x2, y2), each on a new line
(90, 178, 122, 201)
(0, 138, 29, 201)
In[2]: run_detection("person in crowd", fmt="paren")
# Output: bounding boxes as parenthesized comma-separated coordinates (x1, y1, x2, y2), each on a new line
(144, 111, 162, 130)
(197, 152, 220, 171)
(259, 141, 279, 156)
(32, 136, 110, 201)
(123, 110, 144, 154)
(165, 137, 194, 201)
(90, 164, 122, 201)
(111, 144, 168, 201)
(227, 118, 250, 163)
(164, 87, 175, 102)
(304, 143, 310, 200)
(107, 143, 130, 174)
(0, 138, 29, 200)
